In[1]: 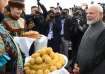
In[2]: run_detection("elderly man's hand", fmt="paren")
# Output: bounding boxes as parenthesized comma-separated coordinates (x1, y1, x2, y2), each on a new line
(73, 64, 80, 74)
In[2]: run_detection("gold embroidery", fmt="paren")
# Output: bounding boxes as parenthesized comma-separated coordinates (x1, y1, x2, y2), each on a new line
(18, 18, 25, 28)
(0, 36, 5, 55)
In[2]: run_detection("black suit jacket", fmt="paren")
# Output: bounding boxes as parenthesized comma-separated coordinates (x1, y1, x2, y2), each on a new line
(43, 19, 61, 41)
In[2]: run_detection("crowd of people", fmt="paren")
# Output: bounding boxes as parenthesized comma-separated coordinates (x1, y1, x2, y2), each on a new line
(0, 0, 105, 74)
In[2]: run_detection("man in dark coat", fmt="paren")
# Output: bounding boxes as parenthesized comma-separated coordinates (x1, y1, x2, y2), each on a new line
(64, 10, 84, 71)
(73, 4, 105, 74)
(43, 11, 61, 52)
(26, 6, 44, 34)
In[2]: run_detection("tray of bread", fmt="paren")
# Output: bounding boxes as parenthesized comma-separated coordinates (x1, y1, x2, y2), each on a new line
(22, 31, 41, 39)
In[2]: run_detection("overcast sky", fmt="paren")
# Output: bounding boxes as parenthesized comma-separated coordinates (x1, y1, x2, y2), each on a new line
(25, 0, 105, 14)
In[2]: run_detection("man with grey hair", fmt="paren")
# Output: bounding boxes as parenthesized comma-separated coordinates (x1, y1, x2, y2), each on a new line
(73, 4, 105, 74)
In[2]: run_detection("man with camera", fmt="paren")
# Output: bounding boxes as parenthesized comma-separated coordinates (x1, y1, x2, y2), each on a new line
(26, 5, 44, 34)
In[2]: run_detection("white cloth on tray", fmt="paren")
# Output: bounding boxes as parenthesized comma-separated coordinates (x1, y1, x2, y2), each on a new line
(14, 37, 35, 57)
(14, 35, 48, 57)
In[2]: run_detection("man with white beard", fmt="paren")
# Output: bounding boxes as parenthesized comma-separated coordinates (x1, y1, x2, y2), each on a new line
(73, 4, 105, 74)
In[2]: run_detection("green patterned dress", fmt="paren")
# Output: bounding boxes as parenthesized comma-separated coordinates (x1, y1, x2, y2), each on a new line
(0, 23, 24, 74)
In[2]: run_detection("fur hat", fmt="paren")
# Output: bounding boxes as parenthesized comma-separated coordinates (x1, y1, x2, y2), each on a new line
(9, 0, 24, 8)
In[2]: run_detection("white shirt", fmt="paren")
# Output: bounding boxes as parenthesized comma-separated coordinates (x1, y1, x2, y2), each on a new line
(61, 19, 65, 35)
(48, 22, 53, 40)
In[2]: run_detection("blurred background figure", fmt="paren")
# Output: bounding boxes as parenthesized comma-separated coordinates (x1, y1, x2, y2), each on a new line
(26, 0, 47, 34)
(0, 0, 10, 22)
(43, 10, 61, 53)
